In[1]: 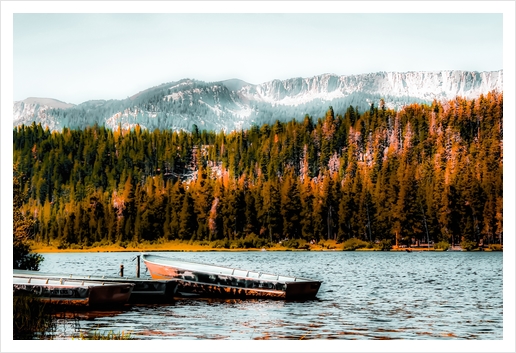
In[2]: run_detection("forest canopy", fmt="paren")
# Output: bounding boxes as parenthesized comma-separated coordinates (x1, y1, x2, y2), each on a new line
(13, 92, 503, 249)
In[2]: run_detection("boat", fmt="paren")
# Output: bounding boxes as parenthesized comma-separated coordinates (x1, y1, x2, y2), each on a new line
(13, 276, 134, 307)
(142, 253, 322, 300)
(13, 270, 178, 304)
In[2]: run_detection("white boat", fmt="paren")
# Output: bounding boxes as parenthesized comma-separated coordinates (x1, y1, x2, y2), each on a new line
(142, 254, 322, 299)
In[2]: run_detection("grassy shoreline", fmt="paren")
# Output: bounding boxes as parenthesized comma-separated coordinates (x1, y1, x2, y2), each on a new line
(27, 240, 476, 254)
(29, 240, 328, 253)
(29, 240, 501, 254)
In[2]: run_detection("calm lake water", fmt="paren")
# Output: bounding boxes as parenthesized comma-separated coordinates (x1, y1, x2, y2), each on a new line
(37, 250, 503, 341)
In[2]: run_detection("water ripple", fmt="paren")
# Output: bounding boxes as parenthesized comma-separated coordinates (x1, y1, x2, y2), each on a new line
(38, 251, 503, 340)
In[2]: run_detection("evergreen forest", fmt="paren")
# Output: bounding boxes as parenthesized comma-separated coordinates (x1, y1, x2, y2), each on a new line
(13, 92, 503, 250)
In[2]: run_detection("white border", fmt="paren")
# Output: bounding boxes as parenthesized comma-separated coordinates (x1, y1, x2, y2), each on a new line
(2, 1, 514, 352)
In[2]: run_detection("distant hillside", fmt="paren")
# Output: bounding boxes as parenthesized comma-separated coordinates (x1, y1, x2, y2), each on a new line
(13, 93, 503, 249)
(13, 70, 503, 132)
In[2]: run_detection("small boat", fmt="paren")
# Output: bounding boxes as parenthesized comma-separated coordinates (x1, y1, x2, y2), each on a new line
(13, 270, 177, 304)
(142, 254, 322, 300)
(13, 276, 134, 307)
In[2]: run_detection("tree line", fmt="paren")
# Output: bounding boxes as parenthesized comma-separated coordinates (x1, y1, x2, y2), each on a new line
(13, 91, 503, 249)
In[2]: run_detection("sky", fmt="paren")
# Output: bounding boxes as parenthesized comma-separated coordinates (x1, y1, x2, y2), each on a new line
(12, 11, 504, 105)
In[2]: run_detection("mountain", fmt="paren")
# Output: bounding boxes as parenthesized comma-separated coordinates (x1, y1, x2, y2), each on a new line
(17, 97, 75, 109)
(13, 97, 75, 131)
(13, 70, 503, 132)
(221, 78, 252, 92)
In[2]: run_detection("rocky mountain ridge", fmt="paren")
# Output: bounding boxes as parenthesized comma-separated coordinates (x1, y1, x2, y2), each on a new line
(13, 70, 503, 132)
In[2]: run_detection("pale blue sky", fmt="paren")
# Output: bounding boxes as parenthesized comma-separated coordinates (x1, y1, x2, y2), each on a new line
(13, 12, 503, 104)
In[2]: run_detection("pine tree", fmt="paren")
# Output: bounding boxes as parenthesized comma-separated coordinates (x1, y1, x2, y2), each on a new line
(244, 183, 259, 236)
(178, 191, 195, 241)
(299, 177, 314, 241)
(280, 169, 301, 239)
(261, 177, 282, 242)
(13, 164, 43, 270)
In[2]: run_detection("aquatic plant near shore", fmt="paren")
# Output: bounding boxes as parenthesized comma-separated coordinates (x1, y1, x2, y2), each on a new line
(79, 330, 133, 340)
(13, 294, 55, 340)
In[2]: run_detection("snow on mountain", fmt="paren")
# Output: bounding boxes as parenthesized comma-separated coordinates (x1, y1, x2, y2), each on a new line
(241, 71, 503, 106)
(13, 70, 503, 132)
(13, 97, 76, 130)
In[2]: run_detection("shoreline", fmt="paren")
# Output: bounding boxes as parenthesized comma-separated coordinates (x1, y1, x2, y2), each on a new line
(27, 241, 493, 254)
(30, 243, 326, 253)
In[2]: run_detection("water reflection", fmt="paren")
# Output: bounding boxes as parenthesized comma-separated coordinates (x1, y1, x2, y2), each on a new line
(38, 251, 503, 340)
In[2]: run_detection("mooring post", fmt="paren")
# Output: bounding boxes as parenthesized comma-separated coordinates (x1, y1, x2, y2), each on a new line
(120, 264, 124, 277)
(136, 255, 140, 278)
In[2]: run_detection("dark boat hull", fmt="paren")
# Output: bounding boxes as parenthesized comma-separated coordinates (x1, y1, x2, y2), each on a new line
(13, 277, 133, 307)
(13, 270, 177, 304)
(142, 254, 321, 299)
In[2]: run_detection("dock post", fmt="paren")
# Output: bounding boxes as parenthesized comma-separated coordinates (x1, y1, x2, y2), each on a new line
(136, 255, 140, 278)
(120, 264, 124, 277)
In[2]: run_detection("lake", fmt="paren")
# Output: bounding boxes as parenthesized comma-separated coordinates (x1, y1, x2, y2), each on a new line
(36, 250, 503, 342)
